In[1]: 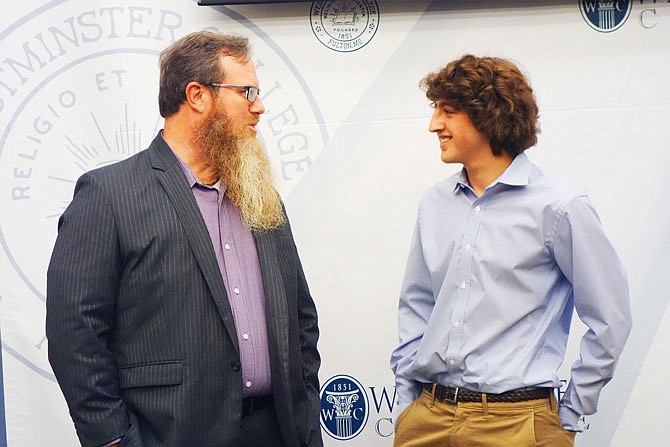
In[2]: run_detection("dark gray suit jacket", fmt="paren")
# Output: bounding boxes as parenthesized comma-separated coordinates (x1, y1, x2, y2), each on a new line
(46, 134, 322, 447)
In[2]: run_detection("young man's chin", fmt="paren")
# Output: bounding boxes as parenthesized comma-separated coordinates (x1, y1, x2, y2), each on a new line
(440, 153, 459, 165)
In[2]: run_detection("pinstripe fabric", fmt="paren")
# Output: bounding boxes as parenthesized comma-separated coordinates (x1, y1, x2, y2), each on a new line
(46, 134, 322, 447)
(240, 400, 284, 447)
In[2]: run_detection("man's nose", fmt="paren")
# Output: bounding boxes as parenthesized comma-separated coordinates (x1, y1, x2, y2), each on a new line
(250, 95, 265, 115)
(428, 109, 443, 133)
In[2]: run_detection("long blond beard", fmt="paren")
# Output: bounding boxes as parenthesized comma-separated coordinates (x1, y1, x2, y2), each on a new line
(222, 137, 285, 231)
(196, 108, 285, 231)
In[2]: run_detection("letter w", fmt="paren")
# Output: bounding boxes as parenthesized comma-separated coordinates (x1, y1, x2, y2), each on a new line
(584, 1, 598, 13)
(321, 408, 336, 421)
(369, 386, 396, 413)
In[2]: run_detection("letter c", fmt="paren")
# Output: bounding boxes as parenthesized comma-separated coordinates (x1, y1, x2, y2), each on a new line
(639, 9, 657, 29)
(375, 418, 393, 437)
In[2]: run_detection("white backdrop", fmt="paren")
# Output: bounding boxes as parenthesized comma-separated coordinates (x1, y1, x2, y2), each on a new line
(0, 1, 668, 446)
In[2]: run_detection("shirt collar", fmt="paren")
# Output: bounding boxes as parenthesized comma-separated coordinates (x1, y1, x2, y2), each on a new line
(171, 147, 225, 193)
(495, 152, 532, 187)
(453, 152, 532, 193)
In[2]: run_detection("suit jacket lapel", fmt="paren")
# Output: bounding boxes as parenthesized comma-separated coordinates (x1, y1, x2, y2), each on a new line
(253, 229, 291, 379)
(148, 134, 239, 354)
(254, 228, 298, 444)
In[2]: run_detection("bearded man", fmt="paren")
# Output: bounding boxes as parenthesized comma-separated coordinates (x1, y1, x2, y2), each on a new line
(46, 31, 322, 447)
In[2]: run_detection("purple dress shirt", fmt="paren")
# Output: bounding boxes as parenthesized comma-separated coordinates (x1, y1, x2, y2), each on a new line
(175, 153, 272, 398)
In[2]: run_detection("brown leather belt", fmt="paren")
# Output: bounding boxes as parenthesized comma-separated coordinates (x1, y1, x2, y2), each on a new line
(423, 383, 551, 404)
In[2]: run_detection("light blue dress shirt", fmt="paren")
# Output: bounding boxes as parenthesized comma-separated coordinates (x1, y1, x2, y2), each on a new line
(390, 153, 632, 431)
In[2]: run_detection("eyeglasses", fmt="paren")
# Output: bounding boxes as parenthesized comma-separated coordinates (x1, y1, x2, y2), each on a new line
(208, 83, 260, 103)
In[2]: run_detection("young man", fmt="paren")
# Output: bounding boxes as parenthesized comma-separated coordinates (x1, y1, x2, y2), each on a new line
(46, 31, 322, 447)
(390, 55, 631, 447)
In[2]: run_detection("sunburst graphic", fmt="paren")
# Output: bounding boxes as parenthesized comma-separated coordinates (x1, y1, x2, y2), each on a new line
(45, 103, 162, 219)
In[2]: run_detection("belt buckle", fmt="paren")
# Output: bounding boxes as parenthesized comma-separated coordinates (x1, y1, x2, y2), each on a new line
(444, 387, 459, 405)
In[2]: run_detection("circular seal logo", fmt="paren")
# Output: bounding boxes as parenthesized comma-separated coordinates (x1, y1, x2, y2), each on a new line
(579, 0, 632, 33)
(310, 1, 379, 52)
(0, 0, 327, 382)
(319, 374, 370, 440)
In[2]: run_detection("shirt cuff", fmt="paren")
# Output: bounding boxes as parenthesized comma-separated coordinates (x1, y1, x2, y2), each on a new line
(558, 405, 584, 432)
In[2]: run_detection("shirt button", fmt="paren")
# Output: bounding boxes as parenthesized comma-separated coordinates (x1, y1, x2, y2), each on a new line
(224, 243, 231, 250)
(449, 359, 456, 365)
(233, 287, 240, 295)
(453, 321, 460, 328)
(245, 381, 252, 388)
(474, 205, 481, 212)
(242, 333, 249, 340)
(464, 243, 471, 250)
(460, 282, 467, 289)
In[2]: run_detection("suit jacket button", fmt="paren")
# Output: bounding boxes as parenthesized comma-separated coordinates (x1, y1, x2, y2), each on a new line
(231, 361, 241, 372)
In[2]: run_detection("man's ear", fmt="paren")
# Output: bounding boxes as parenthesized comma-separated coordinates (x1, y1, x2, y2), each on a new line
(183, 81, 211, 114)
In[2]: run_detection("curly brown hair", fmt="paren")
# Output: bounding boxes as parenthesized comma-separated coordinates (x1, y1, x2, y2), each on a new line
(421, 55, 540, 157)
(158, 31, 250, 118)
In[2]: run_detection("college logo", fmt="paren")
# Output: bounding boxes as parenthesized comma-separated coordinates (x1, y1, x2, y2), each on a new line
(579, 0, 632, 33)
(0, 0, 327, 382)
(320, 374, 370, 440)
(310, 0, 379, 52)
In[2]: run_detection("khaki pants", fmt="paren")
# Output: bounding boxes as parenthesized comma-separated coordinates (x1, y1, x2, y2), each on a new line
(393, 389, 576, 447)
